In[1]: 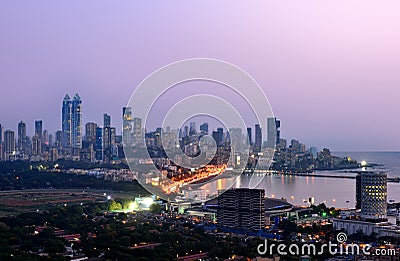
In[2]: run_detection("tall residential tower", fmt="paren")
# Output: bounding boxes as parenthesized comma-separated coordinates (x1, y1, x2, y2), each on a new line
(62, 94, 82, 149)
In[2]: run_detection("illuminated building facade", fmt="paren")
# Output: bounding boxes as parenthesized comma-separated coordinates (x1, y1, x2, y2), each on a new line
(254, 124, 262, 152)
(217, 188, 265, 231)
(267, 117, 280, 148)
(4, 130, 16, 161)
(122, 107, 133, 146)
(62, 94, 82, 149)
(359, 172, 387, 221)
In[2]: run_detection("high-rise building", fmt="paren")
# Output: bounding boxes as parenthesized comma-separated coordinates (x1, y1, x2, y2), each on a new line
(200, 123, 208, 135)
(103, 126, 111, 157)
(228, 128, 243, 149)
(184, 126, 189, 138)
(102, 113, 111, 160)
(310, 147, 318, 158)
(4, 130, 16, 161)
(356, 174, 362, 210)
(55, 130, 62, 148)
(62, 94, 82, 149)
(189, 122, 196, 136)
(71, 94, 82, 149)
(247, 127, 252, 145)
(122, 107, 133, 146)
(359, 172, 387, 221)
(95, 127, 103, 162)
(254, 124, 262, 152)
(62, 94, 72, 148)
(133, 117, 142, 146)
(0, 123, 3, 144)
(217, 128, 223, 145)
(267, 117, 280, 148)
(217, 188, 265, 231)
(290, 139, 301, 153)
(102, 112, 116, 161)
(212, 128, 224, 147)
(104, 113, 111, 128)
(35, 120, 43, 141)
(48, 134, 53, 147)
(32, 134, 42, 156)
(85, 122, 97, 144)
(43, 130, 49, 145)
(50, 148, 58, 162)
(17, 121, 26, 153)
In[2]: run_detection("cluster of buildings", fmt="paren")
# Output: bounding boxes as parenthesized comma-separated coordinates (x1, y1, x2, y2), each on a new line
(58, 167, 137, 182)
(0, 93, 282, 169)
(333, 171, 400, 238)
(0, 92, 357, 175)
(217, 188, 267, 231)
(0, 94, 141, 163)
(184, 171, 398, 241)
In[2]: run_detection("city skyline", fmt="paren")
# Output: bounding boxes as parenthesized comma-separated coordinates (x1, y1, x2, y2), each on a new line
(1, 1, 400, 151)
(0, 90, 395, 154)
(1, 2, 400, 260)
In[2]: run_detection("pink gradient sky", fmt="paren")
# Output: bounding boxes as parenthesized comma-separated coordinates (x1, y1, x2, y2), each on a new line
(0, 1, 399, 151)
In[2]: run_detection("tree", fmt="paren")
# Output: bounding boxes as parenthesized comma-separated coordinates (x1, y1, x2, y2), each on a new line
(108, 200, 122, 211)
(44, 239, 65, 254)
(150, 203, 162, 214)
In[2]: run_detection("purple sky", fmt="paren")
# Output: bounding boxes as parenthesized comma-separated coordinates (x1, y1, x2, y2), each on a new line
(0, 1, 399, 151)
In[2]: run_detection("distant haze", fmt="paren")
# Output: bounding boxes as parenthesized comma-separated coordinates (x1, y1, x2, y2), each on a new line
(0, 1, 399, 151)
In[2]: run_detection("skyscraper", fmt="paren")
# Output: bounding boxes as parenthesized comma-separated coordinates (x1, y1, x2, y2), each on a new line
(359, 172, 387, 221)
(43, 130, 49, 145)
(4, 130, 16, 161)
(189, 122, 196, 136)
(133, 117, 142, 146)
(102, 114, 115, 161)
(62, 94, 72, 148)
(110, 127, 116, 156)
(104, 113, 111, 128)
(55, 130, 62, 148)
(71, 94, 82, 149)
(32, 134, 42, 156)
(103, 126, 111, 158)
(17, 121, 26, 153)
(85, 122, 97, 144)
(0, 124, 3, 144)
(200, 122, 208, 135)
(35, 120, 43, 141)
(217, 188, 265, 231)
(62, 94, 82, 149)
(184, 126, 189, 137)
(48, 134, 53, 147)
(212, 128, 224, 147)
(217, 128, 224, 145)
(122, 107, 133, 146)
(247, 127, 252, 145)
(254, 124, 262, 152)
(356, 174, 362, 209)
(95, 127, 103, 162)
(267, 117, 280, 148)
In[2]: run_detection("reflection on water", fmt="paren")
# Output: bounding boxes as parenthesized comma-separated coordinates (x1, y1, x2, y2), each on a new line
(200, 173, 400, 208)
(201, 172, 400, 208)
(199, 152, 400, 207)
(243, 174, 400, 208)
